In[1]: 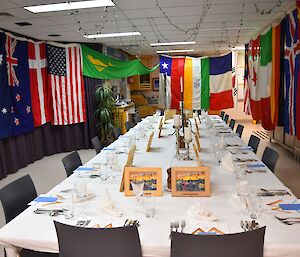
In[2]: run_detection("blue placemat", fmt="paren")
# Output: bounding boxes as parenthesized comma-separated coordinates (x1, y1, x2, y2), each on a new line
(34, 196, 58, 203)
(279, 204, 300, 211)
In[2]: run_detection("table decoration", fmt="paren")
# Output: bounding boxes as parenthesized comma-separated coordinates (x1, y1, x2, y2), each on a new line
(184, 127, 193, 160)
(124, 167, 162, 196)
(187, 201, 217, 221)
(102, 189, 122, 217)
(146, 131, 154, 152)
(119, 144, 136, 192)
(171, 166, 211, 197)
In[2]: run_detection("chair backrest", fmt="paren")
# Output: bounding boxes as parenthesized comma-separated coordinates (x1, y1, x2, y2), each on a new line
(133, 113, 142, 125)
(113, 126, 122, 139)
(62, 151, 82, 177)
(171, 227, 266, 257)
(54, 222, 143, 257)
(262, 147, 279, 172)
(236, 124, 244, 138)
(229, 119, 236, 130)
(223, 114, 229, 124)
(125, 121, 134, 132)
(220, 111, 225, 119)
(91, 136, 103, 154)
(248, 135, 260, 154)
(0, 175, 37, 223)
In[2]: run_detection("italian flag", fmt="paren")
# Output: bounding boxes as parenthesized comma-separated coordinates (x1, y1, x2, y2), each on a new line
(259, 27, 274, 130)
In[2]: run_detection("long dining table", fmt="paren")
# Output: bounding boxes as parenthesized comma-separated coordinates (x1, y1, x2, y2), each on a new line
(0, 115, 300, 257)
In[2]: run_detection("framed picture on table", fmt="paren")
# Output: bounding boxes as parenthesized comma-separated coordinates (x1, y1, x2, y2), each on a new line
(124, 167, 162, 196)
(152, 78, 159, 91)
(171, 166, 210, 197)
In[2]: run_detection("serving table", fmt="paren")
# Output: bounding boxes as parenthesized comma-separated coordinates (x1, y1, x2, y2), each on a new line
(0, 116, 299, 257)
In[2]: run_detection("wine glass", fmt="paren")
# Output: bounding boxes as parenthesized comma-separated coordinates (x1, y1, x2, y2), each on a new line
(131, 180, 144, 213)
(246, 192, 262, 219)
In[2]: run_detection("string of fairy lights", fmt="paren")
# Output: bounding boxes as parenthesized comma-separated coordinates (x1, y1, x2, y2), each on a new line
(69, 0, 285, 54)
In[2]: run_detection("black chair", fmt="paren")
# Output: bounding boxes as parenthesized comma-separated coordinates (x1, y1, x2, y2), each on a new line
(262, 147, 279, 173)
(236, 124, 244, 138)
(91, 136, 103, 154)
(229, 119, 236, 130)
(220, 111, 225, 119)
(248, 135, 260, 154)
(171, 227, 266, 257)
(133, 113, 142, 125)
(0, 176, 58, 257)
(62, 151, 82, 177)
(223, 114, 229, 124)
(125, 121, 134, 132)
(113, 126, 122, 139)
(54, 222, 143, 257)
(0, 175, 37, 223)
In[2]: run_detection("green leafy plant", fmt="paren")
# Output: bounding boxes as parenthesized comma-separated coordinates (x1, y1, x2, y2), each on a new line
(94, 85, 115, 144)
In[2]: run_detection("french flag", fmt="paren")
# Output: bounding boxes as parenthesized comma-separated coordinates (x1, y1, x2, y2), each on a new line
(209, 52, 234, 110)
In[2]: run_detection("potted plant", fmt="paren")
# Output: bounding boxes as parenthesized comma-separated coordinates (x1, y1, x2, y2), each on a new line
(94, 83, 115, 145)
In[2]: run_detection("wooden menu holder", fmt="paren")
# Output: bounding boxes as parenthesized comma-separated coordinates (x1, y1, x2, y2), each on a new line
(146, 131, 154, 152)
(193, 144, 203, 166)
(119, 144, 136, 192)
(195, 134, 201, 152)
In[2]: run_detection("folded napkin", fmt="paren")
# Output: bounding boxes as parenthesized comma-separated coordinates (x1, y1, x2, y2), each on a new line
(102, 189, 122, 217)
(246, 163, 265, 169)
(33, 196, 58, 203)
(74, 193, 96, 203)
(221, 151, 235, 173)
(279, 204, 300, 211)
(187, 202, 217, 221)
(76, 166, 94, 171)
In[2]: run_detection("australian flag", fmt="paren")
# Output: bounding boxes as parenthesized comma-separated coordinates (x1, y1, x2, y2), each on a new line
(0, 33, 34, 139)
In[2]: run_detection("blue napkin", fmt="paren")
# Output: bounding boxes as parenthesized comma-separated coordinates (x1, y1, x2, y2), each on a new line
(34, 196, 58, 203)
(102, 148, 115, 151)
(279, 204, 300, 211)
(238, 146, 253, 150)
(246, 163, 265, 168)
(76, 166, 94, 171)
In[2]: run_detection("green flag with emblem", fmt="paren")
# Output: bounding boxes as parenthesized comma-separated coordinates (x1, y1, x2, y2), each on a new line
(81, 44, 159, 79)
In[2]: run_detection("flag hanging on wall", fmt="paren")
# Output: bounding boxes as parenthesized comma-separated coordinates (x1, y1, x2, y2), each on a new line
(28, 41, 52, 127)
(259, 27, 274, 130)
(209, 52, 233, 110)
(159, 55, 172, 109)
(232, 50, 238, 108)
(249, 36, 261, 121)
(200, 57, 210, 110)
(0, 32, 13, 139)
(46, 44, 86, 125)
(1, 33, 33, 136)
(284, 9, 300, 138)
(170, 57, 185, 109)
(243, 43, 251, 115)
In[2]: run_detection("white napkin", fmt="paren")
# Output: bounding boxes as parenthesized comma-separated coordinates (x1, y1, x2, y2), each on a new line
(221, 151, 235, 173)
(187, 202, 217, 221)
(102, 189, 122, 217)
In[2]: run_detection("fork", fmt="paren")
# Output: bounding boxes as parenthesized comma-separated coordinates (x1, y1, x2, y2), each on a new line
(274, 216, 300, 221)
(274, 216, 300, 225)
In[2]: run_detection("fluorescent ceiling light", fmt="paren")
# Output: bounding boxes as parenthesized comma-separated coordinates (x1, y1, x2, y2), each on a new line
(84, 32, 141, 38)
(25, 0, 115, 13)
(150, 41, 195, 46)
(156, 49, 194, 54)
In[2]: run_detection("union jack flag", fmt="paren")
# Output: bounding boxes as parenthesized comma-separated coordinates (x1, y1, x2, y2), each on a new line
(5, 35, 19, 87)
(284, 9, 300, 136)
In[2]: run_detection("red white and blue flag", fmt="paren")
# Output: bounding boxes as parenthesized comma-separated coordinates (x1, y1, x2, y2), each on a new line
(284, 9, 300, 138)
(46, 44, 86, 125)
(0, 33, 34, 138)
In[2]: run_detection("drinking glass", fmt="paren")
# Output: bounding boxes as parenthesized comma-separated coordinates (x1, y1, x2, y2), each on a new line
(74, 180, 88, 198)
(246, 193, 262, 219)
(144, 193, 155, 218)
(234, 163, 246, 180)
(62, 194, 74, 219)
(100, 163, 108, 181)
(131, 180, 144, 212)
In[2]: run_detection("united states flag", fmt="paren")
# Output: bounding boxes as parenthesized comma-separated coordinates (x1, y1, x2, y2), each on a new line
(46, 44, 86, 125)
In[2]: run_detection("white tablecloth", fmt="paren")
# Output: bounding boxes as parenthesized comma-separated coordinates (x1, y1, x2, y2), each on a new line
(0, 115, 299, 257)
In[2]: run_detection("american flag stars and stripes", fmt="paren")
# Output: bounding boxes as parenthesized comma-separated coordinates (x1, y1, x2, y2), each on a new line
(46, 44, 86, 125)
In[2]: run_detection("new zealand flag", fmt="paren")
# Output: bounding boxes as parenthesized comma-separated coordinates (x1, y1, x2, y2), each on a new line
(0, 33, 34, 139)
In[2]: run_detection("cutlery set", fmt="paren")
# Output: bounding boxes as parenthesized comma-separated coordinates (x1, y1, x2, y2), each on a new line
(76, 220, 91, 227)
(123, 219, 140, 227)
(258, 189, 290, 197)
(240, 220, 259, 231)
(34, 208, 63, 216)
(169, 220, 186, 239)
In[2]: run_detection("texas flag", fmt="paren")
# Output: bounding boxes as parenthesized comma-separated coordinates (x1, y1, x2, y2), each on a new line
(209, 52, 234, 110)
(28, 41, 52, 127)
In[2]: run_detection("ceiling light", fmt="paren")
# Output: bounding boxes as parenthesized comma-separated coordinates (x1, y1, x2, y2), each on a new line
(150, 41, 195, 47)
(84, 32, 141, 38)
(24, 0, 115, 13)
(156, 49, 194, 54)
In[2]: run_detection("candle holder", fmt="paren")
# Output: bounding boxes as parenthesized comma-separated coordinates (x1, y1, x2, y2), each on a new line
(173, 126, 183, 160)
(184, 138, 193, 160)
